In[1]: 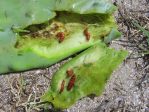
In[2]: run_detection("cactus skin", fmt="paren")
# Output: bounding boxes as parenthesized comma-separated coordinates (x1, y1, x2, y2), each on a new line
(41, 42, 128, 109)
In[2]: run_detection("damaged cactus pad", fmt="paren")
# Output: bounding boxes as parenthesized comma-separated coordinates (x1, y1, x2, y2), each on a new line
(41, 42, 128, 109)
(0, 0, 128, 110)
(0, 0, 119, 74)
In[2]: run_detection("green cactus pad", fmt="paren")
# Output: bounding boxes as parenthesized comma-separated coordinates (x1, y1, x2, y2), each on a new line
(0, 0, 118, 74)
(41, 42, 128, 109)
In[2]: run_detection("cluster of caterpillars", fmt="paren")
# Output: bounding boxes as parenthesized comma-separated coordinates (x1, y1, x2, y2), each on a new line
(26, 21, 90, 44)
(58, 28, 90, 93)
(59, 69, 76, 93)
(56, 27, 90, 43)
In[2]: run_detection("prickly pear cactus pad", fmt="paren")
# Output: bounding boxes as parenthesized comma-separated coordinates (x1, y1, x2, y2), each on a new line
(0, 0, 128, 110)
(41, 42, 128, 109)
(0, 0, 120, 74)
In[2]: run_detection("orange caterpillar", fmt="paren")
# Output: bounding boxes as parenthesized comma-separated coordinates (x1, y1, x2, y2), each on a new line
(66, 69, 74, 77)
(56, 32, 65, 43)
(84, 28, 90, 41)
(67, 75, 76, 91)
(59, 80, 65, 93)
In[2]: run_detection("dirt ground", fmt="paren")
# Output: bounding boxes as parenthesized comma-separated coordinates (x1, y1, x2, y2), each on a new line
(0, 0, 149, 112)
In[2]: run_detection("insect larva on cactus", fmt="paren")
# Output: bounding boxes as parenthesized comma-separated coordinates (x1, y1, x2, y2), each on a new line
(59, 80, 65, 93)
(67, 75, 76, 91)
(83, 28, 90, 41)
(66, 69, 74, 77)
(56, 32, 65, 43)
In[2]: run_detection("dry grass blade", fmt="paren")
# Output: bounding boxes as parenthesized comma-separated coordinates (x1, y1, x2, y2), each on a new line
(132, 20, 149, 45)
